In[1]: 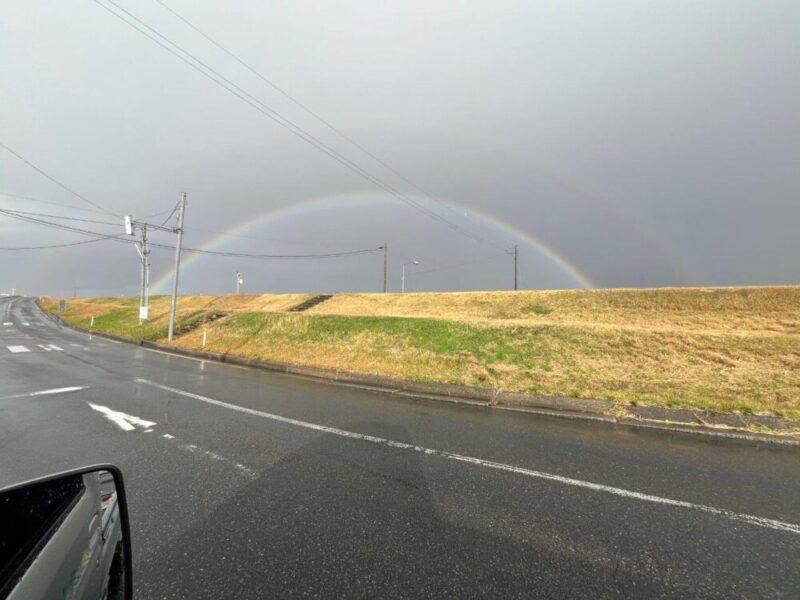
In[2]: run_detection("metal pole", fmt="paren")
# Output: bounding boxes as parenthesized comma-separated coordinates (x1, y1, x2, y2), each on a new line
(138, 225, 148, 325)
(383, 243, 388, 293)
(167, 193, 186, 342)
(401, 264, 406, 293)
(514, 244, 518, 291)
(143, 225, 151, 321)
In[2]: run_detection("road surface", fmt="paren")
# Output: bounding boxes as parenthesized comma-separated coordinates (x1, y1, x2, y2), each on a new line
(1, 296, 798, 598)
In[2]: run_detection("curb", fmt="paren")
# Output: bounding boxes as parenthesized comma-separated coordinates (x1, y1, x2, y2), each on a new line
(42, 307, 800, 446)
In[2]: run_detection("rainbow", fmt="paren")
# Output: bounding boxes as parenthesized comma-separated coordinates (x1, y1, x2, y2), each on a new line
(151, 192, 595, 293)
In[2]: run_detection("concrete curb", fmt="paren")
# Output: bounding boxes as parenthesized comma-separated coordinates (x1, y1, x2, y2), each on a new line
(42, 307, 800, 446)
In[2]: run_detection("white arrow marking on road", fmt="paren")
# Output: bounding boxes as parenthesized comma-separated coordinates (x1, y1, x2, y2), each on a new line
(88, 403, 156, 432)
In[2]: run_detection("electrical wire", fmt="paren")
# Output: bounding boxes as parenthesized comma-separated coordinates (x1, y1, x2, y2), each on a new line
(0, 209, 383, 258)
(152, 244, 384, 260)
(94, 0, 505, 251)
(0, 141, 120, 217)
(0, 191, 115, 215)
(0, 235, 127, 251)
(157, 200, 179, 227)
(0, 208, 121, 227)
(154, 0, 448, 202)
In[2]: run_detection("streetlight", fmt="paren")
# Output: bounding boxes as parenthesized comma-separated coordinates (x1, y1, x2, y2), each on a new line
(401, 260, 420, 293)
(236, 272, 244, 295)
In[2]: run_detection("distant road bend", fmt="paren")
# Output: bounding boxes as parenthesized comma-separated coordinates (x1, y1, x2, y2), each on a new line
(1, 296, 798, 598)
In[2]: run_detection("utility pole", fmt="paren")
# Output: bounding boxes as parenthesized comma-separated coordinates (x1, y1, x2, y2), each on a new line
(167, 193, 186, 342)
(126, 193, 185, 335)
(136, 224, 150, 325)
(383, 243, 388, 293)
(236, 272, 243, 295)
(507, 245, 518, 291)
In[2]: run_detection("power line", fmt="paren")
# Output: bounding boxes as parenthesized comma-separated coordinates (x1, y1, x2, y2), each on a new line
(0, 208, 121, 227)
(0, 191, 115, 215)
(155, 244, 384, 260)
(157, 199, 180, 227)
(0, 209, 128, 240)
(154, 0, 447, 201)
(0, 208, 384, 259)
(0, 235, 126, 251)
(94, 0, 504, 251)
(0, 141, 120, 217)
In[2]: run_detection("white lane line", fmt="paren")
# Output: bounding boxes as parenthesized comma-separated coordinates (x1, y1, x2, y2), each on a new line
(135, 377, 800, 536)
(48, 344, 64, 351)
(88, 403, 156, 432)
(7, 345, 30, 353)
(176, 442, 256, 479)
(37, 344, 52, 352)
(162, 434, 175, 439)
(30, 386, 86, 396)
(22, 322, 30, 326)
(0, 386, 88, 400)
(2, 323, 12, 326)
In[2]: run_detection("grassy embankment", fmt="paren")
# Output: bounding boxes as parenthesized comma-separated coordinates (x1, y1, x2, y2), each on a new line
(39, 287, 800, 420)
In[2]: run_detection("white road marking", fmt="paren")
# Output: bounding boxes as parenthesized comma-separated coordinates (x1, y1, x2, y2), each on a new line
(30, 386, 86, 396)
(136, 377, 800, 536)
(3, 323, 12, 326)
(7, 345, 30, 353)
(35, 344, 63, 352)
(162, 434, 175, 439)
(22, 322, 30, 326)
(0, 386, 87, 400)
(88, 403, 156, 432)
(175, 441, 256, 479)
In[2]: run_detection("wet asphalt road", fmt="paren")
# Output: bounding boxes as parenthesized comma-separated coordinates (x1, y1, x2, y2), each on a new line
(1, 296, 799, 598)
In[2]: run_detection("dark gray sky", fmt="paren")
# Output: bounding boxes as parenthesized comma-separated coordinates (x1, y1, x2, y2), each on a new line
(2, 0, 798, 296)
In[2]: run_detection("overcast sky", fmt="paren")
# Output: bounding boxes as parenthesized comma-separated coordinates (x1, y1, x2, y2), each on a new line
(1, 0, 798, 296)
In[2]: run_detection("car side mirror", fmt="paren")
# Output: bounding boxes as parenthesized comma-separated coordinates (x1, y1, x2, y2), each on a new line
(0, 465, 132, 600)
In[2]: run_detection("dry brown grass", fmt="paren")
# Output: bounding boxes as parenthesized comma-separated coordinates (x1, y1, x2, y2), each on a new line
(312, 287, 800, 335)
(40, 286, 800, 419)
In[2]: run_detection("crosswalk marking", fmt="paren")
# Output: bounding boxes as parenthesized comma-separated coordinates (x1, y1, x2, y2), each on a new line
(7, 345, 30, 353)
(35, 344, 63, 352)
